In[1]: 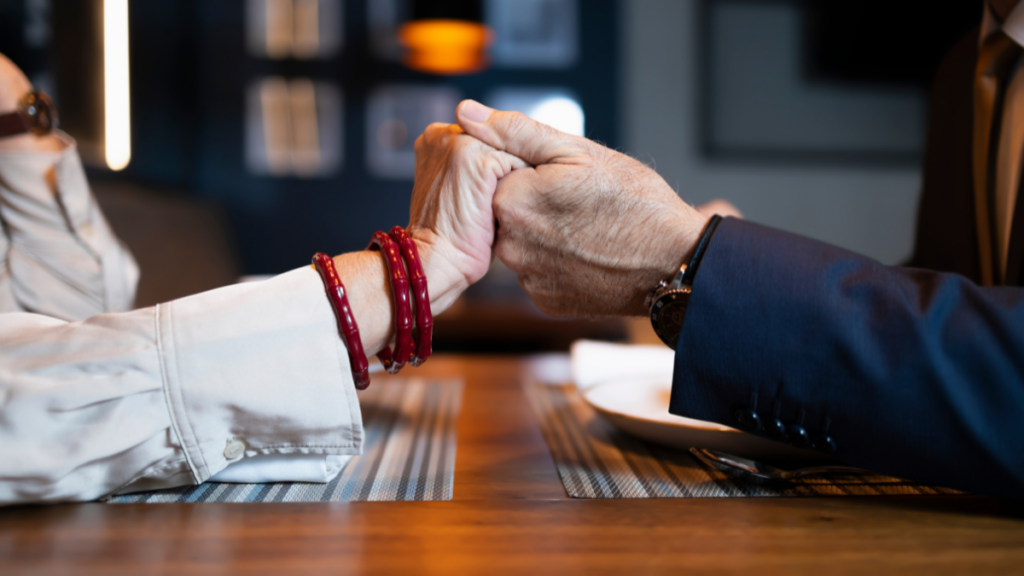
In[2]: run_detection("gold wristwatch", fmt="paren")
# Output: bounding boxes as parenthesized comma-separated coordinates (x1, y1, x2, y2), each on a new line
(645, 264, 692, 349)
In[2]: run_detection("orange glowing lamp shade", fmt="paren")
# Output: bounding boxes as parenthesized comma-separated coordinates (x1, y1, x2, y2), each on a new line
(397, 19, 493, 75)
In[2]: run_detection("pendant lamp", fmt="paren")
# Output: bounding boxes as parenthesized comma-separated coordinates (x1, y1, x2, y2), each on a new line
(397, 0, 493, 75)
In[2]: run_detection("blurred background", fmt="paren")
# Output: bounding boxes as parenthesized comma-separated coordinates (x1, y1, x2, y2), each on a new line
(0, 0, 981, 351)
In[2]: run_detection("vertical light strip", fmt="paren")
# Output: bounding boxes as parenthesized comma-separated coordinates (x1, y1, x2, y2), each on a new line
(104, 0, 131, 171)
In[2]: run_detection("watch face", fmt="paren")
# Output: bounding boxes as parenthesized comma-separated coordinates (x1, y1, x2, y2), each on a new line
(20, 91, 57, 135)
(651, 291, 689, 349)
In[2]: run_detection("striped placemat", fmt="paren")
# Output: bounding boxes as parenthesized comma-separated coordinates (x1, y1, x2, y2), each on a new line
(526, 382, 959, 498)
(107, 379, 462, 503)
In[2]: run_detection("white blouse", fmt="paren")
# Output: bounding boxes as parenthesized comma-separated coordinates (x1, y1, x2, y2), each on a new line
(0, 137, 363, 505)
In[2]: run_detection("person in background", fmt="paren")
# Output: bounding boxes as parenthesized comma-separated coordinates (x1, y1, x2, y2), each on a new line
(0, 54, 138, 319)
(446, 0, 1024, 500)
(0, 53, 524, 505)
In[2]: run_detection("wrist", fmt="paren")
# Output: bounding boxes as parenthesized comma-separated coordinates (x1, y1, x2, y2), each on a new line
(627, 207, 709, 316)
(664, 206, 711, 277)
(644, 213, 724, 348)
(412, 232, 470, 316)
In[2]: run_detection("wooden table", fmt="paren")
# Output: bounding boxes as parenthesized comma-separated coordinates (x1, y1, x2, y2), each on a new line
(2, 356, 1024, 574)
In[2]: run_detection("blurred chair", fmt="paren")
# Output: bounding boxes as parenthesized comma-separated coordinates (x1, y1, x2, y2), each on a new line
(92, 182, 241, 307)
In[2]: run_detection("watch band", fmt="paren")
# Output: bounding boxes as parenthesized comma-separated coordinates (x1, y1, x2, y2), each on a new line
(0, 111, 29, 138)
(681, 214, 723, 287)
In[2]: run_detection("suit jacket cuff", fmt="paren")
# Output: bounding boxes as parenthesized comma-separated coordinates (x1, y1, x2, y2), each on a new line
(669, 218, 841, 448)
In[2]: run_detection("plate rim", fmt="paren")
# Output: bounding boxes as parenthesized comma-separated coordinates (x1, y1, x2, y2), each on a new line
(581, 375, 741, 434)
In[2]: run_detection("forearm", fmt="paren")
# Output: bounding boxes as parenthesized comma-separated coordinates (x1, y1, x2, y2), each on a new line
(670, 218, 1024, 497)
(0, 267, 367, 505)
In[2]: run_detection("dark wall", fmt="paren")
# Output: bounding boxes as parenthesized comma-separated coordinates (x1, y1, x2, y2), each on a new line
(805, 0, 981, 87)
(50, 0, 619, 275)
(3, 0, 618, 275)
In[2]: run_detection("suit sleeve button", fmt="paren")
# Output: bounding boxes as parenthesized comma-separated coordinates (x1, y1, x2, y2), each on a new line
(810, 432, 837, 454)
(732, 407, 762, 432)
(788, 425, 810, 448)
(763, 418, 787, 441)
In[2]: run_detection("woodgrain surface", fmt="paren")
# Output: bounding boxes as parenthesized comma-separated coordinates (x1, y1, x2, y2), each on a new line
(2, 356, 1023, 575)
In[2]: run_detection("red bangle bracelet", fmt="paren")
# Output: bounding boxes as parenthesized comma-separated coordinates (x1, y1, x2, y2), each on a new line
(389, 226, 433, 366)
(312, 253, 371, 390)
(369, 231, 415, 374)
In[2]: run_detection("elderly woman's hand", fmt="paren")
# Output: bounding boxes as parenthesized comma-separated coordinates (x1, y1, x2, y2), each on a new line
(319, 120, 525, 358)
(406, 122, 526, 313)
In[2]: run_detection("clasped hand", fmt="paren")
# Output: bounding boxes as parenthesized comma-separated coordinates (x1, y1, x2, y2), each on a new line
(410, 99, 739, 319)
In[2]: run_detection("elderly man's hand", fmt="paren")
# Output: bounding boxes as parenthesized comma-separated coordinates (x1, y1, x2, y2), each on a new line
(406, 122, 526, 312)
(455, 100, 713, 318)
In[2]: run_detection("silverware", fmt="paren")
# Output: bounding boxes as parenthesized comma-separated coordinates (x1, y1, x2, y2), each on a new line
(689, 447, 868, 481)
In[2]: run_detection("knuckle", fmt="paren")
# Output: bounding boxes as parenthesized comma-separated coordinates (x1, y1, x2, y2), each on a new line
(506, 110, 528, 124)
(503, 112, 530, 140)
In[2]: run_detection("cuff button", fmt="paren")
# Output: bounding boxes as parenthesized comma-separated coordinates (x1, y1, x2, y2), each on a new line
(788, 424, 810, 449)
(223, 439, 246, 460)
(810, 432, 837, 454)
(763, 418, 787, 441)
(732, 407, 762, 432)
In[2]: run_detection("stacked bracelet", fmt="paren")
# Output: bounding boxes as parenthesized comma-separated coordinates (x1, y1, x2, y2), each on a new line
(312, 253, 371, 390)
(389, 226, 433, 366)
(313, 227, 434, 386)
(369, 231, 415, 374)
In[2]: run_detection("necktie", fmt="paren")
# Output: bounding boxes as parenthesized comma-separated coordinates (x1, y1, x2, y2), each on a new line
(973, 31, 1022, 286)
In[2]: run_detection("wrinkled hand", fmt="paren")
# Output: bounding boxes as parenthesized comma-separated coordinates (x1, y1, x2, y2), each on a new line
(406, 122, 526, 311)
(455, 100, 710, 318)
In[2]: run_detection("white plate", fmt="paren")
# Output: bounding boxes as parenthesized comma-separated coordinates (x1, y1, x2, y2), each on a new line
(582, 375, 828, 463)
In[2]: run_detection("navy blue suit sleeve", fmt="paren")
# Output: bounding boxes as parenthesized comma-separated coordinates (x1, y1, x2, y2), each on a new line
(670, 218, 1024, 498)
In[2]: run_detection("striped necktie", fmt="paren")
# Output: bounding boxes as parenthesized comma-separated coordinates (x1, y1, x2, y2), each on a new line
(973, 30, 1022, 286)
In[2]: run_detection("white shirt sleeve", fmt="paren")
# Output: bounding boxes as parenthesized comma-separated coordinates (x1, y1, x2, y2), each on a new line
(0, 132, 139, 320)
(0, 266, 364, 505)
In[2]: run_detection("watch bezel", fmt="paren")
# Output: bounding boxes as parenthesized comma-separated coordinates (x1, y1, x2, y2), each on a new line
(649, 287, 691, 349)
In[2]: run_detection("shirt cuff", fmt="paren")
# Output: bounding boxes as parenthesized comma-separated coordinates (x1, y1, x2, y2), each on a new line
(156, 266, 364, 482)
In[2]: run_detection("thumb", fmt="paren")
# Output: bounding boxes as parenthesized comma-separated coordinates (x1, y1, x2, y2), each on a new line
(456, 99, 580, 166)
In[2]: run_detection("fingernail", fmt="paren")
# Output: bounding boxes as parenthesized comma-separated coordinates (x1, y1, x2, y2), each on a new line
(459, 100, 494, 123)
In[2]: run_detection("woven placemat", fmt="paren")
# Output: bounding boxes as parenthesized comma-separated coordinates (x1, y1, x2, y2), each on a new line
(108, 379, 463, 503)
(526, 381, 958, 498)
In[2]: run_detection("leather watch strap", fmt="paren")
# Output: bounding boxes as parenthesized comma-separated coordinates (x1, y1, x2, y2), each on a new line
(0, 111, 29, 138)
(680, 214, 723, 287)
